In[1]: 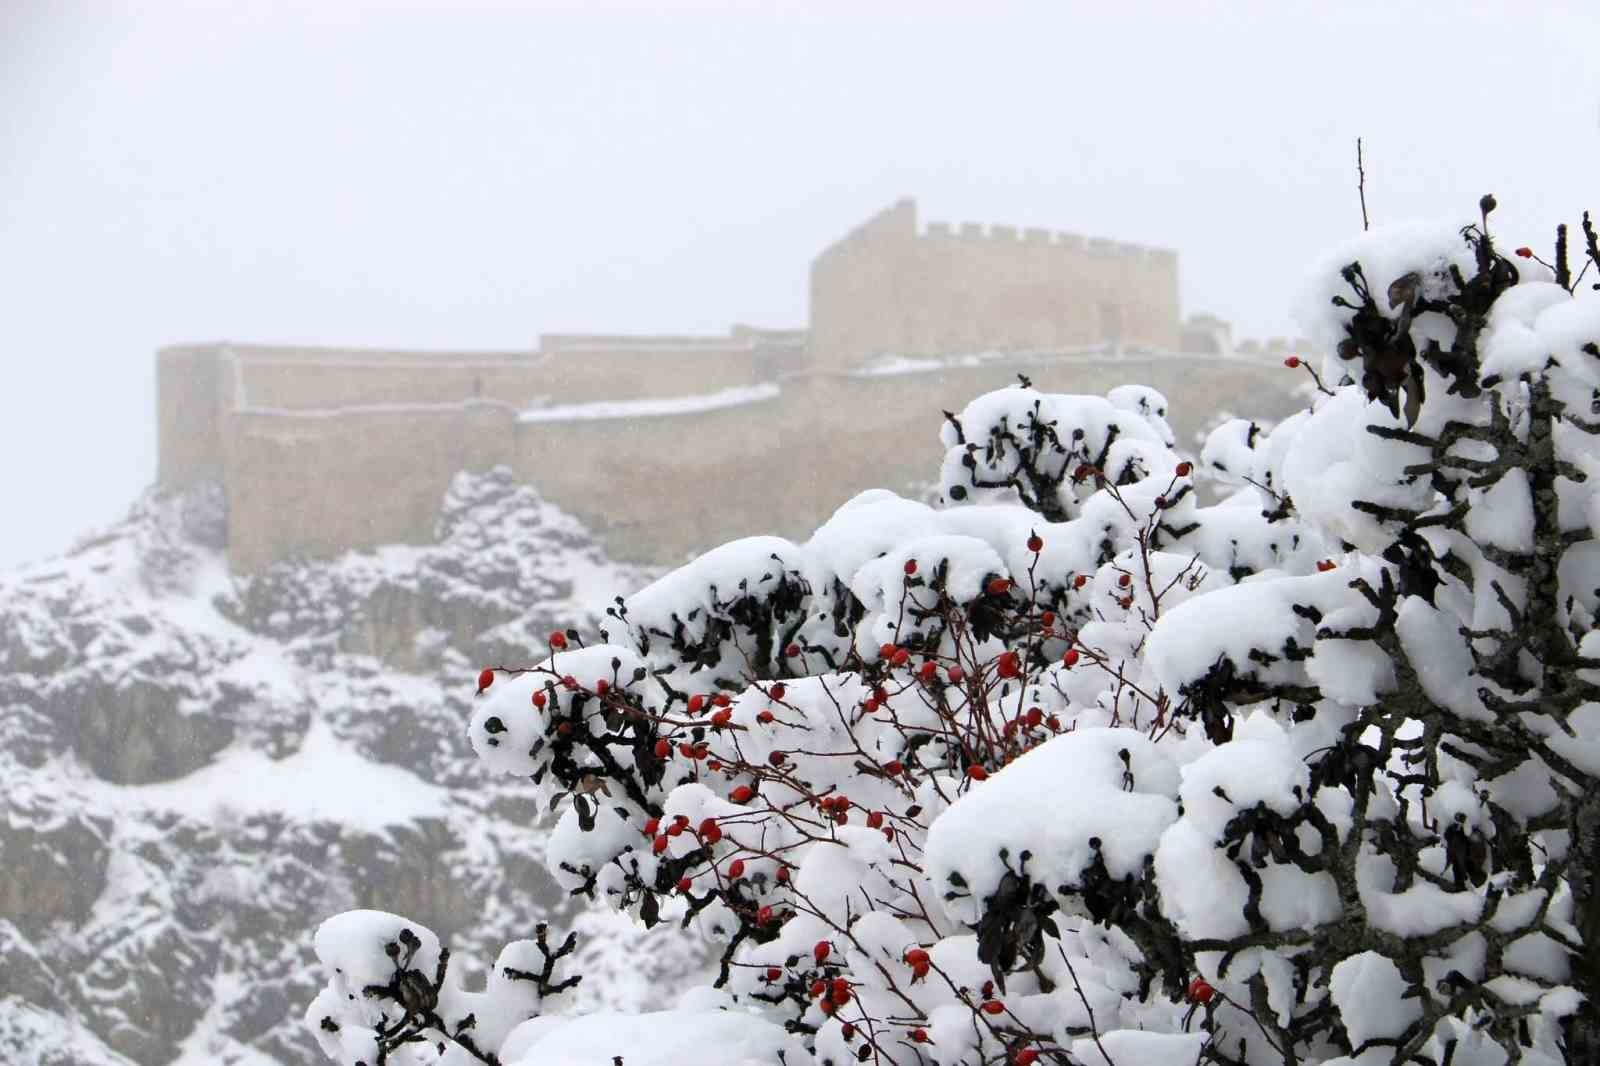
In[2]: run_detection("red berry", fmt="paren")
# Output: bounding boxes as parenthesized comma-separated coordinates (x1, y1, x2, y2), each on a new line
(1515, 246, 1533, 258)
(1072, 574, 1087, 589)
(1047, 715, 1061, 731)
(904, 558, 918, 576)
(654, 738, 671, 758)
(561, 675, 578, 690)
(831, 977, 851, 1004)
(911, 960, 929, 979)
(643, 817, 660, 835)
(766, 966, 782, 980)
(1154, 496, 1167, 509)
(1040, 610, 1055, 629)
(841, 1023, 856, 1040)
(756, 709, 775, 724)
(866, 810, 884, 829)
(1187, 976, 1215, 1004)
(810, 978, 826, 999)
(946, 665, 964, 683)
(549, 631, 568, 649)
(891, 647, 911, 667)
(595, 679, 609, 695)
(1027, 533, 1044, 553)
(768, 751, 786, 766)
(1176, 461, 1192, 477)
(814, 941, 831, 964)
(905, 947, 929, 966)
(532, 690, 547, 709)
(712, 693, 731, 708)
(652, 835, 668, 854)
(476, 668, 495, 693)
(1317, 559, 1336, 572)
(1014, 1050, 1039, 1065)
(730, 785, 754, 804)
(966, 764, 989, 781)
(987, 577, 1012, 596)
(879, 642, 897, 659)
(677, 876, 692, 893)
(1284, 355, 1301, 368)
(711, 708, 733, 727)
(1063, 649, 1079, 667)
(911, 1028, 929, 1043)
(785, 643, 802, 658)
(770, 683, 786, 700)
(997, 651, 1020, 679)
(1025, 707, 1043, 728)
(1119, 596, 1133, 609)
(666, 819, 684, 836)
(1117, 573, 1131, 587)
(687, 693, 706, 715)
(776, 865, 790, 883)
(698, 818, 721, 842)
(981, 999, 1005, 1015)
(883, 760, 904, 775)
(918, 660, 938, 682)
(757, 904, 773, 924)
(727, 859, 746, 879)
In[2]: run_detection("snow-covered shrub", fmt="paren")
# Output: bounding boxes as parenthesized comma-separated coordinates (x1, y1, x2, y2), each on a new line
(305, 198, 1600, 1065)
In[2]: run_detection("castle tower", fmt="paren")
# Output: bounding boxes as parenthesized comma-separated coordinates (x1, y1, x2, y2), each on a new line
(807, 198, 1180, 370)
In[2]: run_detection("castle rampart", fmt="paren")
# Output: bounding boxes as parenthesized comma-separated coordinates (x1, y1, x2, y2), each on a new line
(156, 200, 1292, 573)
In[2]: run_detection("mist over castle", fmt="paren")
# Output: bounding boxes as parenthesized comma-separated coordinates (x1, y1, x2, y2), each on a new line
(157, 199, 1305, 573)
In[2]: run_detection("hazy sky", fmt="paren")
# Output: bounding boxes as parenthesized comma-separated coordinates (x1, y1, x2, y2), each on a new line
(3, 0, 1597, 567)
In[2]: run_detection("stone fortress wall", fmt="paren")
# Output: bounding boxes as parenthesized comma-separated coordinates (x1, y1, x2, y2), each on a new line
(155, 200, 1310, 573)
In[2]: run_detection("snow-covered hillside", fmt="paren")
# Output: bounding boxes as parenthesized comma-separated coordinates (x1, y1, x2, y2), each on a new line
(0, 469, 712, 1065)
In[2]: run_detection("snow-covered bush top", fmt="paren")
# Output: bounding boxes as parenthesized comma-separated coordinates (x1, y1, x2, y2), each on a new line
(307, 199, 1600, 1066)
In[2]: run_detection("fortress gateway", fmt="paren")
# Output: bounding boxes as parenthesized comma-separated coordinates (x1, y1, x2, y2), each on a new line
(155, 199, 1301, 572)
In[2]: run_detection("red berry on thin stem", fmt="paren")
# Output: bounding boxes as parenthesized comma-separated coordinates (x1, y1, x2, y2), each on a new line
(1284, 355, 1301, 368)
(549, 631, 568, 649)
(476, 668, 495, 693)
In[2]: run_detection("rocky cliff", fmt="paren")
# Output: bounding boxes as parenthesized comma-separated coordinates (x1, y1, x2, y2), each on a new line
(0, 469, 712, 1065)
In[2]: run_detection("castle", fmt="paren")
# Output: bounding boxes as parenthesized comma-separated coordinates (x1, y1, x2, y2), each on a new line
(156, 199, 1306, 572)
